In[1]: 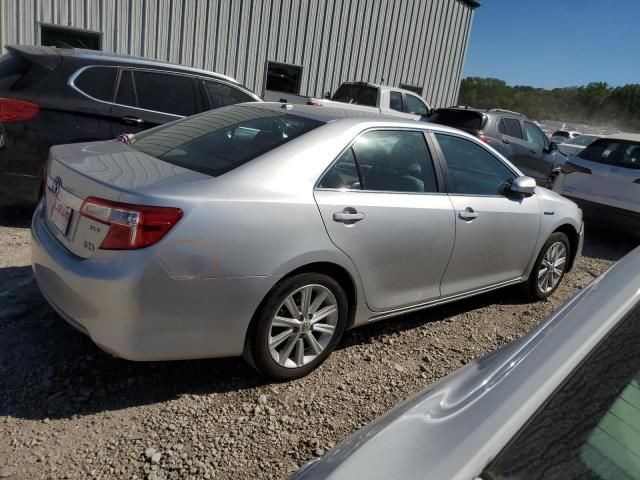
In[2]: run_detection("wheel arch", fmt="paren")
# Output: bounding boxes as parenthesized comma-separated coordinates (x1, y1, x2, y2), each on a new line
(553, 223, 580, 271)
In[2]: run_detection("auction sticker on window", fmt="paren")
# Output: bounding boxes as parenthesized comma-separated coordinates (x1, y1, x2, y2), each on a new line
(50, 198, 72, 235)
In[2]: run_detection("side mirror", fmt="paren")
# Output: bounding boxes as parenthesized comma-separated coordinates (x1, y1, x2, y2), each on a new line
(509, 176, 536, 197)
(323, 92, 331, 99)
(548, 141, 558, 152)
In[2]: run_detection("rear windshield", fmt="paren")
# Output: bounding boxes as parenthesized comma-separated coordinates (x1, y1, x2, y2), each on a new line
(129, 105, 324, 177)
(429, 109, 485, 131)
(578, 139, 640, 169)
(331, 84, 378, 107)
(0, 53, 30, 90)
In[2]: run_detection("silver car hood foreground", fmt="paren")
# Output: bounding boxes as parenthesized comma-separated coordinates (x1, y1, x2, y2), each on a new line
(293, 246, 640, 480)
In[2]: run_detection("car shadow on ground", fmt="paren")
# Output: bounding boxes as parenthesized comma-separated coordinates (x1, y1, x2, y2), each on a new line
(0, 207, 34, 228)
(1, 228, 637, 421)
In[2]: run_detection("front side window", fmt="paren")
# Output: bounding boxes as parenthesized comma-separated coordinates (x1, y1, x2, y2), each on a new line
(485, 302, 640, 480)
(203, 80, 255, 109)
(352, 130, 438, 193)
(435, 133, 515, 196)
(74, 66, 117, 102)
(389, 91, 403, 112)
(523, 122, 547, 147)
(130, 105, 323, 177)
(132, 71, 196, 116)
(404, 95, 429, 116)
(579, 139, 640, 170)
(500, 118, 524, 139)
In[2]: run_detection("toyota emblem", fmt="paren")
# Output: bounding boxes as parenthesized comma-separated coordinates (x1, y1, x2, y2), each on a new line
(52, 176, 62, 196)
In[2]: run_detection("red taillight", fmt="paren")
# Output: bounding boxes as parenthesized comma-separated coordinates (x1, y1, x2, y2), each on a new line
(79, 197, 183, 250)
(478, 134, 490, 143)
(0, 97, 39, 122)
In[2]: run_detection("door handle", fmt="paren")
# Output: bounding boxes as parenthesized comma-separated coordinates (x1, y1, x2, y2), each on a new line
(122, 116, 144, 125)
(333, 208, 365, 223)
(458, 207, 478, 221)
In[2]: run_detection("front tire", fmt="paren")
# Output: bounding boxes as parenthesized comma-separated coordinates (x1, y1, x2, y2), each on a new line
(525, 232, 570, 300)
(245, 273, 348, 381)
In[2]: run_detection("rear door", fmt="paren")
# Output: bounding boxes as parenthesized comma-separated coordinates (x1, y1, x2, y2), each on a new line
(314, 129, 455, 312)
(110, 68, 198, 136)
(602, 142, 640, 212)
(433, 132, 540, 296)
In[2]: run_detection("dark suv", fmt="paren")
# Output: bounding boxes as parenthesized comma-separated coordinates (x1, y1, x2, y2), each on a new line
(429, 107, 564, 185)
(0, 45, 261, 208)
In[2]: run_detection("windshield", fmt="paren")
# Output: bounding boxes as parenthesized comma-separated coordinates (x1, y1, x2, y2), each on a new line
(429, 109, 486, 131)
(578, 138, 640, 169)
(129, 105, 324, 177)
(331, 84, 378, 106)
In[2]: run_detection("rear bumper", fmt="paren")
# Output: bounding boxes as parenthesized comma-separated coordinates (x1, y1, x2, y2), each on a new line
(31, 201, 280, 361)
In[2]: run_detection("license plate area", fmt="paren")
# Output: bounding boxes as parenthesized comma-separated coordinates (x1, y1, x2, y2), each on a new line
(50, 198, 72, 235)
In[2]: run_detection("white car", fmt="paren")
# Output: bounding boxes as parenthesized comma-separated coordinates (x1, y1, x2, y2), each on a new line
(557, 134, 601, 156)
(551, 130, 581, 144)
(553, 133, 640, 235)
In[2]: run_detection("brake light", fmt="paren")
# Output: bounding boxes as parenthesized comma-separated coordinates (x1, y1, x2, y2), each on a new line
(478, 134, 490, 143)
(79, 197, 183, 250)
(0, 97, 39, 122)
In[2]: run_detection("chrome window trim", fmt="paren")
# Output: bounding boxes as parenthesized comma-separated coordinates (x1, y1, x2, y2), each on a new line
(68, 65, 260, 118)
(314, 126, 444, 195)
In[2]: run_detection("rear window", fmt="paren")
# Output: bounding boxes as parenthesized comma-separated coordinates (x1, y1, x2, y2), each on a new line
(331, 84, 378, 107)
(129, 105, 324, 177)
(429, 109, 485, 131)
(578, 139, 640, 169)
(0, 53, 30, 90)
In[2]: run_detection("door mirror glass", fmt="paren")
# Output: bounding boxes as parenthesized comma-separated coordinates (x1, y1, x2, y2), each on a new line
(548, 141, 558, 151)
(510, 176, 536, 196)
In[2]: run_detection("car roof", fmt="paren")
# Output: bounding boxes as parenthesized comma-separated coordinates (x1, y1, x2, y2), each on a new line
(254, 102, 470, 135)
(6, 44, 240, 85)
(296, 246, 640, 480)
(603, 132, 640, 142)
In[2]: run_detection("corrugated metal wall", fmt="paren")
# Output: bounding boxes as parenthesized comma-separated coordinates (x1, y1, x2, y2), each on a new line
(0, 0, 474, 107)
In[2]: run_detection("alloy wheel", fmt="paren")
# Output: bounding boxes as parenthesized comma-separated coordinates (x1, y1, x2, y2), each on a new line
(537, 241, 567, 294)
(268, 284, 339, 369)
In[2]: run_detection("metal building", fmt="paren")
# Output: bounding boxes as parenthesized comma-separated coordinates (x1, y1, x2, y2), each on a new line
(0, 0, 478, 107)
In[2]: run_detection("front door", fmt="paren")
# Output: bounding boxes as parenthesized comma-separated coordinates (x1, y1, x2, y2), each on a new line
(522, 121, 554, 182)
(433, 132, 541, 296)
(314, 129, 455, 311)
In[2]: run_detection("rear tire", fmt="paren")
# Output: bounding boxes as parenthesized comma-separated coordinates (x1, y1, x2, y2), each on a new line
(244, 273, 348, 381)
(524, 232, 570, 300)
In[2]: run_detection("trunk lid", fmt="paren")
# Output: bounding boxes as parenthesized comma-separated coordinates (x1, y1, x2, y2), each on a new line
(43, 139, 210, 258)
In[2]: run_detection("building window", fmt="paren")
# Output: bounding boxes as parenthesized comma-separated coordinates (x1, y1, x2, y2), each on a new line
(40, 24, 101, 50)
(265, 61, 302, 94)
(400, 83, 423, 96)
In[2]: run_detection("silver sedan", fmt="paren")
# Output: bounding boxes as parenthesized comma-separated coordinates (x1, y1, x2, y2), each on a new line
(32, 103, 584, 380)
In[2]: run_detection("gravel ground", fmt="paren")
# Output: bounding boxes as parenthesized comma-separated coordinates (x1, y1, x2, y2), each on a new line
(0, 217, 637, 480)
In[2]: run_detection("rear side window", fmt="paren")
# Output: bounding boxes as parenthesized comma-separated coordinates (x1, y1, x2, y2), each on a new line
(116, 70, 136, 106)
(352, 130, 438, 193)
(331, 84, 378, 107)
(501, 118, 524, 139)
(405, 94, 429, 116)
(389, 91, 403, 112)
(129, 105, 323, 177)
(132, 71, 196, 116)
(485, 302, 640, 480)
(435, 133, 515, 195)
(203, 80, 255, 109)
(0, 53, 30, 89)
(73, 67, 117, 102)
(318, 148, 361, 190)
(429, 109, 485, 132)
(579, 139, 640, 170)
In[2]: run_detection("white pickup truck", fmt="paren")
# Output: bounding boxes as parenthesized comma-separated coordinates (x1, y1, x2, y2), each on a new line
(306, 81, 432, 120)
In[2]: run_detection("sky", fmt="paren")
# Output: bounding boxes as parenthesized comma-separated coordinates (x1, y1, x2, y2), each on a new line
(463, 0, 640, 89)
